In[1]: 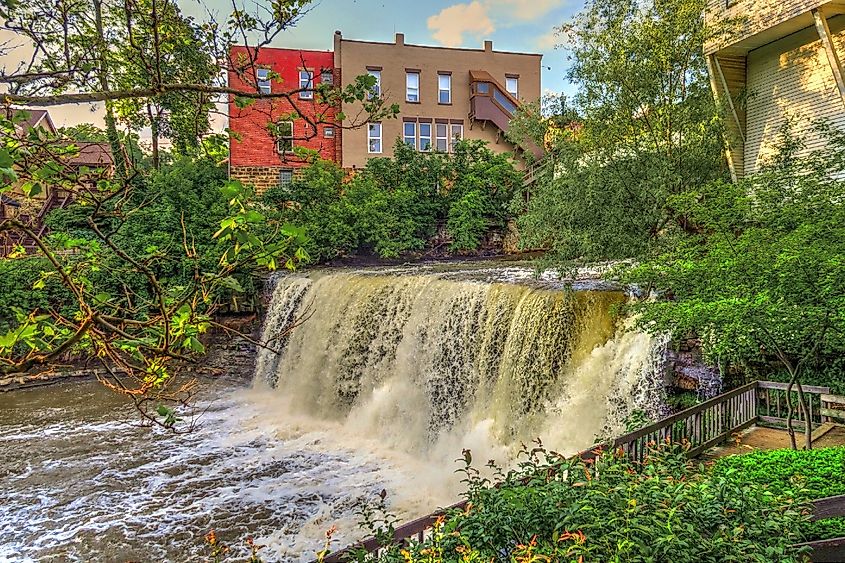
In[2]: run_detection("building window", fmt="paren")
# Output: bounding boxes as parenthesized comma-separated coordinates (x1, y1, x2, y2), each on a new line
(321, 69, 333, 84)
(257, 68, 271, 94)
(368, 123, 382, 153)
(406, 72, 420, 102)
(419, 122, 432, 152)
(368, 69, 381, 98)
(438, 74, 451, 104)
(435, 123, 448, 152)
(324, 126, 335, 138)
(403, 122, 417, 149)
(279, 169, 293, 186)
(299, 70, 314, 99)
(506, 76, 518, 98)
(276, 121, 294, 153)
(450, 124, 464, 151)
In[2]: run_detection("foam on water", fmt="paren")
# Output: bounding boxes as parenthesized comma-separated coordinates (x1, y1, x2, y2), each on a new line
(0, 266, 668, 562)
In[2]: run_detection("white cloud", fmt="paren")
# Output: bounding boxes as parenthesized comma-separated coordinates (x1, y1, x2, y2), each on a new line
(427, 1, 496, 47)
(487, 0, 567, 21)
(428, 0, 567, 47)
(536, 29, 560, 50)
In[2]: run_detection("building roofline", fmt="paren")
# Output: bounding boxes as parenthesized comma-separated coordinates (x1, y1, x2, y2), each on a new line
(228, 45, 333, 55)
(335, 32, 543, 58)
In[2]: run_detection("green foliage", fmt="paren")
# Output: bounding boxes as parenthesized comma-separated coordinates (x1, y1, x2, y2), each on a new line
(624, 127, 845, 394)
(713, 447, 845, 540)
(446, 190, 488, 252)
(358, 443, 809, 562)
(514, 0, 727, 265)
(261, 140, 522, 260)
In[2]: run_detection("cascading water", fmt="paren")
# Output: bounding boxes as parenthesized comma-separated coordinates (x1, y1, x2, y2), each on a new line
(257, 269, 668, 465)
(0, 264, 669, 563)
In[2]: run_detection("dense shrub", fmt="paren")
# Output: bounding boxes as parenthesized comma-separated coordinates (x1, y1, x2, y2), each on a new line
(262, 140, 522, 260)
(41, 157, 259, 316)
(0, 257, 73, 332)
(713, 447, 845, 540)
(354, 444, 809, 563)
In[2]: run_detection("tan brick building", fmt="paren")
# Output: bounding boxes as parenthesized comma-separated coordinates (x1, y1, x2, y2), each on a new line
(705, 1, 845, 180)
(333, 32, 542, 169)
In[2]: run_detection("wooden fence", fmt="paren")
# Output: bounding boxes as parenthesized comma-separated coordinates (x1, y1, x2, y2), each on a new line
(317, 380, 836, 562)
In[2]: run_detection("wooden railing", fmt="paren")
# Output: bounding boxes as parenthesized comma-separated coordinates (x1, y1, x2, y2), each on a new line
(796, 494, 845, 562)
(612, 380, 758, 460)
(317, 380, 836, 562)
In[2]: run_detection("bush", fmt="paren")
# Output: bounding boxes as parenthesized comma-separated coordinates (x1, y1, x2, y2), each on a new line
(357, 444, 809, 562)
(713, 447, 845, 540)
(261, 139, 522, 260)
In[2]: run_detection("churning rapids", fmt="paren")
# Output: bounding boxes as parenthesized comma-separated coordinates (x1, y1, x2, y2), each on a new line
(0, 264, 669, 562)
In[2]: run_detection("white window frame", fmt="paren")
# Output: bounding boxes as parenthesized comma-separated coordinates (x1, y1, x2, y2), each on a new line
(320, 69, 333, 85)
(403, 121, 417, 149)
(368, 122, 382, 153)
(256, 68, 271, 94)
(506, 76, 518, 99)
(368, 69, 381, 98)
(276, 121, 294, 153)
(450, 124, 464, 151)
(435, 123, 449, 152)
(299, 70, 314, 99)
(438, 74, 451, 104)
(406, 71, 420, 102)
(419, 122, 432, 152)
(324, 126, 335, 138)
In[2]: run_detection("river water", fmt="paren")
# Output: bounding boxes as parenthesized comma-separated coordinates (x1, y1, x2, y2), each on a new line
(0, 264, 668, 562)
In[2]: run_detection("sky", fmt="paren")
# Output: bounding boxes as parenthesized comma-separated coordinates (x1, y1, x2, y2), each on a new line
(2, 0, 582, 129)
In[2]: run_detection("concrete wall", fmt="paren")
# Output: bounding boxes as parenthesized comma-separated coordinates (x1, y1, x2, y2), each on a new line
(335, 32, 541, 169)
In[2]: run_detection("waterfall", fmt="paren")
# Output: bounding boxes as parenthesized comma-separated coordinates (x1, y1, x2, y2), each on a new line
(255, 270, 668, 461)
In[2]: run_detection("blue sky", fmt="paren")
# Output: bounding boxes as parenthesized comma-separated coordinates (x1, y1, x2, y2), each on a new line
(188, 0, 580, 98)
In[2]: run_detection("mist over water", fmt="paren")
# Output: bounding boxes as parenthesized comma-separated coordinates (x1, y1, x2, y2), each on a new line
(0, 265, 668, 562)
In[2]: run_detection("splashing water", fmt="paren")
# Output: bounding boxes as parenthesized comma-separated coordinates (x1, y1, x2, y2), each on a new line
(0, 265, 668, 562)
(257, 269, 668, 466)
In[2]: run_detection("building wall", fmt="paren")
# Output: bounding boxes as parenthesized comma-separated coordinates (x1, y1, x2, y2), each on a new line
(704, 0, 830, 54)
(334, 32, 542, 169)
(228, 46, 337, 191)
(743, 15, 845, 174)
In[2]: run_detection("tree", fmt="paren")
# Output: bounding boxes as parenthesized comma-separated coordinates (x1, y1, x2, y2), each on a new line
(0, 0, 397, 428)
(623, 127, 845, 449)
(513, 0, 728, 266)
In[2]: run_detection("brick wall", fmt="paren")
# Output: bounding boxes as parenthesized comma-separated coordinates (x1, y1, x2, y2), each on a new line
(228, 47, 339, 177)
(230, 165, 307, 194)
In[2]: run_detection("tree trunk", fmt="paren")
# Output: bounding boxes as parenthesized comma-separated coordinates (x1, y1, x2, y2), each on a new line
(147, 103, 160, 170)
(785, 368, 799, 451)
(795, 380, 813, 450)
(93, 0, 127, 179)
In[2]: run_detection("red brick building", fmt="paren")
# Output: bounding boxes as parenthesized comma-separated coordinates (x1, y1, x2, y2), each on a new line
(228, 47, 337, 193)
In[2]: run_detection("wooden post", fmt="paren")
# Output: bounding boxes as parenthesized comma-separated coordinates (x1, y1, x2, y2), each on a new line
(706, 54, 739, 182)
(813, 7, 845, 109)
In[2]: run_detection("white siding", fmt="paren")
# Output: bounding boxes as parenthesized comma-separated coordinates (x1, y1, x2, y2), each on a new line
(704, 0, 829, 54)
(744, 20, 845, 174)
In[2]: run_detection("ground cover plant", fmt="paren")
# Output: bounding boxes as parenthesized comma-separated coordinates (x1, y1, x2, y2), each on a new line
(713, 447, 845, 540)
(330, 443, 811, 563)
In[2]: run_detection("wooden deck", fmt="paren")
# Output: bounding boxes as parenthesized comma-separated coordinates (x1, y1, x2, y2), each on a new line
(705, 423, 845, 459)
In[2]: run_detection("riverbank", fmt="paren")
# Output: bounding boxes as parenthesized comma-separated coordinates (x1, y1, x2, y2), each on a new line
(0, 314, 260, 393)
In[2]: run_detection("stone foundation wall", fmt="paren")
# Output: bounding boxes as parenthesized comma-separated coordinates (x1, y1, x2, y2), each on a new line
(230, 166, 305, 195)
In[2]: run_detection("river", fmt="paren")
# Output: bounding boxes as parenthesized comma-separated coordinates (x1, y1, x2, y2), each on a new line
(0, 264, 668, 561)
